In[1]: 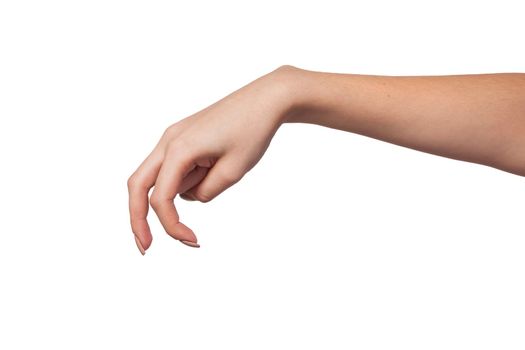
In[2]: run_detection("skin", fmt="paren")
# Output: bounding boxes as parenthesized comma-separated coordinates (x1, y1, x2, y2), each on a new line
(127, 65, 525, 254)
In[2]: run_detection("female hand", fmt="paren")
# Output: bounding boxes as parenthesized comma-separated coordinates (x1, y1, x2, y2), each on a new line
(127, 65, 298, 254)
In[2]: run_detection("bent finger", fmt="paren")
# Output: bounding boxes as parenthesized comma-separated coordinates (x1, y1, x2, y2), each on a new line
(186, 154, 244, 203)
(150, 143, 199, 244)
(127, 148, 163, 253)
(179, 166, 209, 198)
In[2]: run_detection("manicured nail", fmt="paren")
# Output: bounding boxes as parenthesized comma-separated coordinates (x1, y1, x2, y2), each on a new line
(135, 235, 146, 255)
(180, 240, 200, 248)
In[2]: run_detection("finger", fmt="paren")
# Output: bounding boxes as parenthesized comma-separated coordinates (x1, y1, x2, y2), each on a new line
(150, 143, 199, 244)
(180, 193, 197, 201)
(179, 166, 209, 200)
(185, 155, 244, 203)
(127, 148, 163, 254)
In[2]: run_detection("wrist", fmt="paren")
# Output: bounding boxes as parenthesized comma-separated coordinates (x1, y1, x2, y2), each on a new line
(267, 65, 312, 125)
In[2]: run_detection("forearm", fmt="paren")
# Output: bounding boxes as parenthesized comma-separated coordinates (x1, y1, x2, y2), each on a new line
(280, 66, 525, 176)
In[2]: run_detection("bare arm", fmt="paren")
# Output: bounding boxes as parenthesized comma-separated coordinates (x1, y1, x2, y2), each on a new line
(128, 66, 525, 254)
(284, 67, 525, 176)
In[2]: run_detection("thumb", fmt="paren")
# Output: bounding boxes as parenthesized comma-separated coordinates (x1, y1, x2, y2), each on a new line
(187, 155, 245, 203)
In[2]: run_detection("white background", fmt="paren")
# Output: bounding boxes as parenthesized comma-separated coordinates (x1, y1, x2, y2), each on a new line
(1, 0, 524, 349)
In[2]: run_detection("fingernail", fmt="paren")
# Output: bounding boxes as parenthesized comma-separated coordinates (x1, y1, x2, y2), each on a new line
(180, 193, 196, 201)
(135, 235, 146, 255)
(179, 240, 200, 248)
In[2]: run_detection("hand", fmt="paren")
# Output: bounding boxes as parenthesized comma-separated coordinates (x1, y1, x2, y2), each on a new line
(127, 65, 299, 254)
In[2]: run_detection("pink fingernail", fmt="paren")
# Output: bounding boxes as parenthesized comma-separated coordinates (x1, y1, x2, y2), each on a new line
(179, 240, 200, 248)
(135, 235, 146, 255)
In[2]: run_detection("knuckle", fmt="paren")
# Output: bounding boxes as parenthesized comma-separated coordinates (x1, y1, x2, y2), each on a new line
(194, 190, 213, 203)
(162, 125, 177, 140)
(149, 193, 163, 211)
(127, 174, 138, 190)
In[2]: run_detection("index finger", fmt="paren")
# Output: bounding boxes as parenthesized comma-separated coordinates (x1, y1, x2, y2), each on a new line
(127, 148, 163, 254)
